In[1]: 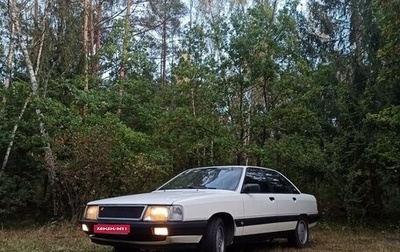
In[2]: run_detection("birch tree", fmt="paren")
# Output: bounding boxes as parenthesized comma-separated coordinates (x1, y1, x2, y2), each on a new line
(6, 0, 58, 215)
(117, 0, 131, 115)
(1, 1, 20, 176)
(83, 0, 90, 94)
(1, 22, 14, 106)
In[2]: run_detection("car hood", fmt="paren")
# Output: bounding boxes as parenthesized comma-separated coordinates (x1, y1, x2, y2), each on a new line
(88, 190, 233, 206)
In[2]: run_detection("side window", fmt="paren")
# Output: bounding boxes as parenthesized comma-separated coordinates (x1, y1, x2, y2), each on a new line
(242, 168, 271, 193)
(265, 170, 299, 194)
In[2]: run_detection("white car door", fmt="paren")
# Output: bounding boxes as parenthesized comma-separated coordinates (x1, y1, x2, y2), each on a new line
(238, 168, 278, 236)
(265, 169, 300, 231)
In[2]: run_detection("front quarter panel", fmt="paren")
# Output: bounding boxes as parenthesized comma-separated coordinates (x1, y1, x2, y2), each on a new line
(177, 191, 244, 222)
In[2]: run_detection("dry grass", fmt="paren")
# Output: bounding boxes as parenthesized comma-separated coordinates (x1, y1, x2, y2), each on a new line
(0, 222, 107, 252)
(237, 225, 400, 252)
(0, 222, 399, 252)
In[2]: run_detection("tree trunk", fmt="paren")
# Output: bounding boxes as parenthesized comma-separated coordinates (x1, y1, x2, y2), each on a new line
(10, 0, 58, 215)
(0, 96, 31, 179)
(83, 0, 90, 92)
(159, 0, 169, 87)
(117, 0, 131, 116)
(161, 16, 167, 86)
(2, 19, 15, 109)
(93, 1, 102, 75)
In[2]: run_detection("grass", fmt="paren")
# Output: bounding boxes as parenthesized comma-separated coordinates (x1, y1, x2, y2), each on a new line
(0, 222, 399, 252)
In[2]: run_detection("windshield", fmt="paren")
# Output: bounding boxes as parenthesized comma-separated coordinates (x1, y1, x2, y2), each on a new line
(159, 167, 243, 191)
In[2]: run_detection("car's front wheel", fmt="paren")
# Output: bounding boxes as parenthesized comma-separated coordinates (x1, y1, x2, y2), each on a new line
(289, 217, 309, 248)
(200, 217, 226, 252)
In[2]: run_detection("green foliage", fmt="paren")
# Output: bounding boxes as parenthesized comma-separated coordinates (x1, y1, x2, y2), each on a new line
(100, 19, 155, 81)
(53, 113, 170, 218)
(1, 0, 400, 224)
(374, 0, 400, 105)
(0, 175, 35, 216)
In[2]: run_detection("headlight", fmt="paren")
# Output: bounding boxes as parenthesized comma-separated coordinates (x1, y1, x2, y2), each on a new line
(85, 205, 99, 220)
(143, 205, 183, 222)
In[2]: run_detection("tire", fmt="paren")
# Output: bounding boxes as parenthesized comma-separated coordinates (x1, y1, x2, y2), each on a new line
(289, 217, 309, 248)
(200, 217, 226, 252)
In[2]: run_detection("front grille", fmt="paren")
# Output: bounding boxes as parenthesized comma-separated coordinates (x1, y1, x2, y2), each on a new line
(98, 206, 145, 219)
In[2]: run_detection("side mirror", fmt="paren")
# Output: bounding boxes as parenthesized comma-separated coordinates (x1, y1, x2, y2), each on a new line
(242, 183, 261, 193)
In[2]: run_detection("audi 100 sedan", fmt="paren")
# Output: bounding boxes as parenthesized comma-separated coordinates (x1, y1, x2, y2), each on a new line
(81, 166, 319, 252)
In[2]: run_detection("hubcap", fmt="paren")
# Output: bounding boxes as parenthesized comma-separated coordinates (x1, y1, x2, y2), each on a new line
(297, 220, 308, 244)
(216, 225, 225, 252)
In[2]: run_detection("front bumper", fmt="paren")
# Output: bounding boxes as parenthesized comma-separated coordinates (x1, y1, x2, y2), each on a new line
(81, 219, 207, 248)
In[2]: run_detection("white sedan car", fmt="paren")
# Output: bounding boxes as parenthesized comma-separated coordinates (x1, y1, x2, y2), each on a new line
(81, 166, 319, 252)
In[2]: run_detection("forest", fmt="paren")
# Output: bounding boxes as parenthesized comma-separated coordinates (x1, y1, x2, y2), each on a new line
(0, 0, 399, 225)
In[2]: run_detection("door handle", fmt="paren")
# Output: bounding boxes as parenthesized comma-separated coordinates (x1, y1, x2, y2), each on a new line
(269, 197, 275, 201)
(292, 197, 297, 201)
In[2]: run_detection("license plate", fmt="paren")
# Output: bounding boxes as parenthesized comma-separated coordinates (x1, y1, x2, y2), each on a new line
(94, 224, 130, 234)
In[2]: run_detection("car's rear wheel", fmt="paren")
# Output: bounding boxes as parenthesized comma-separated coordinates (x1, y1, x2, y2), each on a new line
(200, 217, 226, 252)
(289, 217, 309, 248)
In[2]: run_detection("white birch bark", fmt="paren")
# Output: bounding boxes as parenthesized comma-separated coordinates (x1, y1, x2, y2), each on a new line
(2, 19, 15, 106)
(118, 0, 131, 115)
(8, 0, 58, 214)
(0, 2, 17, 176)
(0, 96, 31, 178)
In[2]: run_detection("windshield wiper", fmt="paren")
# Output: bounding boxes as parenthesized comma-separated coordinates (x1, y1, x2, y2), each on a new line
(159, 185, 217, 190)
(186, 185, 216, 189)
